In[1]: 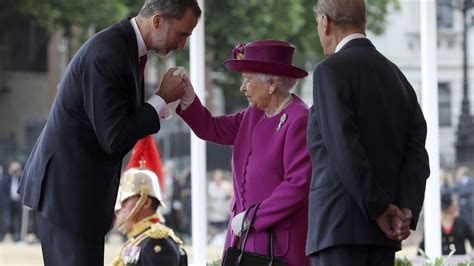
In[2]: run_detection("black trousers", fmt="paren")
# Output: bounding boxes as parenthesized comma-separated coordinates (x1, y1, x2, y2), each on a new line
(35, 212, 104, 266)
(310, 245, 396, 266)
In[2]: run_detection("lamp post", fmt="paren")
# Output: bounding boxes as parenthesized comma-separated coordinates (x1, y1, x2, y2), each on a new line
(456, 0, 474, 166)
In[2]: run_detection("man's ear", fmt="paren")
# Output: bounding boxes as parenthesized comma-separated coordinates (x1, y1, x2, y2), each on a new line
(321, 14, 330, 36)
(152, 13, 164, 29)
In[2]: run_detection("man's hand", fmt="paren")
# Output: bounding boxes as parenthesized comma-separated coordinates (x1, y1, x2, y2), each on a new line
(395, 208, 412, 240)
(156, 68, 186, 103)
(376, 204, 408, 241)
(231, 211, 249, 237)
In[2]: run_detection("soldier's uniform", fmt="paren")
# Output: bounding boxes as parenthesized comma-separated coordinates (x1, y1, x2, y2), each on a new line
(112, 168, 187, 266)
(112, 213, 186, 266)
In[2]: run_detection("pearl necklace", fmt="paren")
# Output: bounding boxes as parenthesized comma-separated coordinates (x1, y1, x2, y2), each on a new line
(265, 94, 293, 117)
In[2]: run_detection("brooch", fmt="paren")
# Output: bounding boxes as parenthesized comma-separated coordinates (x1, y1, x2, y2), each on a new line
(276, 113, 287, 133)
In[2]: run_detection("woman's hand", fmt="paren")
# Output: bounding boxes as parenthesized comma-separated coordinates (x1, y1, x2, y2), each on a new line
(231, 211, 249, 236)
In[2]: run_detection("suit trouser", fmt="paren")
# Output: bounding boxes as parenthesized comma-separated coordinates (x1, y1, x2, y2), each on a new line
(310, 245, 396, 266)
(35, 212, 104, 266)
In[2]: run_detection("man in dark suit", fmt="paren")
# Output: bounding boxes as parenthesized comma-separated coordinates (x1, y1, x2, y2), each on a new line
(306, 0, 430, 265)
(7, 161, 23, 242)
(17, 1, 201, 265)
(0, 163, 7, 241)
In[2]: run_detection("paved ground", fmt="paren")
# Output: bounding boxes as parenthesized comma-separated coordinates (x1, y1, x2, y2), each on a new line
(0, 235, 420, 266)
(0, 233, 224, 266)
(0, 242, 421, 266)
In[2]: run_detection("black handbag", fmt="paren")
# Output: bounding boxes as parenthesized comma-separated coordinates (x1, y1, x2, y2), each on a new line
(222, 203, 286, 266)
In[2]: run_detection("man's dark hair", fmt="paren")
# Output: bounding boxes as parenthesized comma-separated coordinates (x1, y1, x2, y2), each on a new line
(441, 193, 453, 211)
(139, 0, 202, 20)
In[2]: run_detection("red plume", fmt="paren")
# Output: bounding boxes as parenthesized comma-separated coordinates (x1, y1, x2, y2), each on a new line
(126, 135, 165, 192)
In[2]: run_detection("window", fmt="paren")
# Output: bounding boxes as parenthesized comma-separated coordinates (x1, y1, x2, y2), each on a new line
(437, 0, 453, 28)
(439, 82, 452, 127)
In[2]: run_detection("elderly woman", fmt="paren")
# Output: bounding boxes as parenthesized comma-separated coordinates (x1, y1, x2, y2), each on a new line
(176, 40, 311, 266)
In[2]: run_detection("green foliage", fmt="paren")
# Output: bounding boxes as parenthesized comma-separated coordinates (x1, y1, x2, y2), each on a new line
(417, 246, 474, 266)
(205, 0, 400, 111)
(418, 247, 453, 266)
(13, 0, 400, 111)
(367, 0, 401, 35)
(205, 0, 319, 109)
(15, 0, 144, 59)
(206, 260, 221, 266)
(395, 256, 413, 266)
(18, 0, 132, 35)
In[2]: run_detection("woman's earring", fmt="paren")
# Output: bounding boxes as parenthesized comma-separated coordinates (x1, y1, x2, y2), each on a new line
(268, 84, 276, 95)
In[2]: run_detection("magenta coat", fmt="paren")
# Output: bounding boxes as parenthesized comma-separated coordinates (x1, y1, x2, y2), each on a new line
(177, 94, 311, 266)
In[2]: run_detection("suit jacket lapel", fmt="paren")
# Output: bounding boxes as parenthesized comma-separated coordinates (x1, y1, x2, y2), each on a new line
(118, 18, 143, 107)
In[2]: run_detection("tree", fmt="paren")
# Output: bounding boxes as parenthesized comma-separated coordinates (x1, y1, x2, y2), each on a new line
(205, 0, 400, 111)
(17, 0, 143, 59)
(19, 0, 132, 34)
(14, 0, 399, 110)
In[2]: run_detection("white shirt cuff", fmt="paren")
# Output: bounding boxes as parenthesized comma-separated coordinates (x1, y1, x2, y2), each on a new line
(146, 95, 171, 122)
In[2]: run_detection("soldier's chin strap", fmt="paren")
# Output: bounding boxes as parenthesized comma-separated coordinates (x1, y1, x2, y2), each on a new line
(116, 192, 148, 234)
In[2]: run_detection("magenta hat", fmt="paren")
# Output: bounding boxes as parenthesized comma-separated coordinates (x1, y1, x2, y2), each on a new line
(224, 40, 308, 78)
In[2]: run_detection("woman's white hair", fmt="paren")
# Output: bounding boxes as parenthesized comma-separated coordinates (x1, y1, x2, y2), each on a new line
(257, 73, 298, 93)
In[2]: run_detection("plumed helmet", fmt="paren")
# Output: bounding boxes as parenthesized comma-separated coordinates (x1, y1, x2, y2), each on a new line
(115, 167, 163, 210)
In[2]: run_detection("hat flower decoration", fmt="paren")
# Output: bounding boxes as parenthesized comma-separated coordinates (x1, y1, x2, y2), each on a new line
(224, 39, 308, 78)
(232, 43, 246, 60)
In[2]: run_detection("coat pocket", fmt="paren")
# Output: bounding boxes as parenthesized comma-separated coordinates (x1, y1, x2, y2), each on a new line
(20, 152, 54, 210)
(252, 219, 291, 257)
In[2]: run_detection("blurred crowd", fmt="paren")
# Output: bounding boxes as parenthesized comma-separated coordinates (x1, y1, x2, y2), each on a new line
(1, 159, 472, 253)
(0, 159, 233, 246)
(418, 166, 474, 257)
(158, 164, 233, 245)
(0, 161, 36, 243)
(2, 160, 473, 253)
(439, 166, 474, 229)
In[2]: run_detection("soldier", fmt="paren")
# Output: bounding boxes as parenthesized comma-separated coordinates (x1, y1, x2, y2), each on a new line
(112, 167, 187, 266)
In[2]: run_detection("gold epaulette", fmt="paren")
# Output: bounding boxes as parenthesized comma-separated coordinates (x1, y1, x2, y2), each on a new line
(111, 256, 125, 266)
(146, 223, 172, 239)
(147, 224, 184, 246)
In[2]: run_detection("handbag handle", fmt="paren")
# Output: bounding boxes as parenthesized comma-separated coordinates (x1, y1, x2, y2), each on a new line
(267, 229, 275, 266)
(236, 203, 260, 265)
(236, 203, 278, 266)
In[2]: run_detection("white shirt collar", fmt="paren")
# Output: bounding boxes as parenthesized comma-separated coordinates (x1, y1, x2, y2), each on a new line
(130, 17, 148, 58)
(335, 33, 366, 53)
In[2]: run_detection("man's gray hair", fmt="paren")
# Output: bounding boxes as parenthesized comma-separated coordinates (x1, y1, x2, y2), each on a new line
(314, 0, 366, 31)
(139, 0, 202, 19)
(257, 74, 298, 93)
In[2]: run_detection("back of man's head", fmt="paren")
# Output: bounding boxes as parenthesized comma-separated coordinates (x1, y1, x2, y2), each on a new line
(139, 0, 202, 20)
(314, 0, 366, 31)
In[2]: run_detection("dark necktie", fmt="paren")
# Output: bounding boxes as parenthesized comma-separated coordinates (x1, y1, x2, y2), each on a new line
(139, 55, 147, 80)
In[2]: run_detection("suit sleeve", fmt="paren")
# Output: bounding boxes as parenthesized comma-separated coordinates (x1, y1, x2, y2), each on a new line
(313, 63, 391, 220)
(396, 74, 430, 229)
(82, 53, 160, 155)
(177, 96, 243, 145)
(252, 115, 312, 231)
